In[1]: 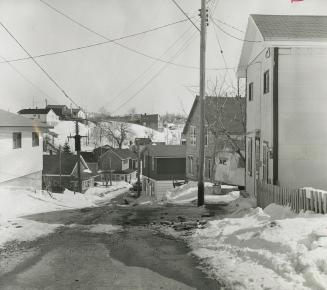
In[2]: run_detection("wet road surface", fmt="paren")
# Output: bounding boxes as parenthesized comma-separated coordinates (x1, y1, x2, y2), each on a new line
(0, 200, 226, 290)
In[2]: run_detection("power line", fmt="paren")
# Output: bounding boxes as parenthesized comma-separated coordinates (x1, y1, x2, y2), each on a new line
(0, 21, 80, 108)
(33, 0, 205, 70)
(111, 31, 198, 114)
(102, 22, 197, 110)
(170, 0, 200, 32)
(213, 17, 245, 33)
(0, 53, 59, 105)
(211, 18, 261, 43)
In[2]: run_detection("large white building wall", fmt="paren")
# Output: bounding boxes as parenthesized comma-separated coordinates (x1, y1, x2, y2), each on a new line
(0, 128, 43, 189)
(245, 48, 274, 196)
(278, 47, 327, 190)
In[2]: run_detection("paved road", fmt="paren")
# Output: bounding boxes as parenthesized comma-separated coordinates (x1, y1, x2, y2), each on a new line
(0, 199, 226, 290)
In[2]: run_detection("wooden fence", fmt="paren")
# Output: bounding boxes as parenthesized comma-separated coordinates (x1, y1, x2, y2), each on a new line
(257, 181, 327, 214)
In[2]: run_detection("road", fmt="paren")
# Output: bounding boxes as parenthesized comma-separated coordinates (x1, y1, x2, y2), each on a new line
(0, 196, 226, 290)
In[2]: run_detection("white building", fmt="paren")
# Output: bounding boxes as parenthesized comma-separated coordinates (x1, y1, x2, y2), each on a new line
(0, 109, 51, 189)
(18, 108, 59, 126)
(237, 15, 327, 196)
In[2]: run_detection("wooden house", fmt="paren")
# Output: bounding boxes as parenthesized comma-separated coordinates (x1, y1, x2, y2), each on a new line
(237, 15, 327, 196)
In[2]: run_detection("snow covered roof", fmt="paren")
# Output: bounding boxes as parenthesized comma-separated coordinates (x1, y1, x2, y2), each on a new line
(252, 14, 327, 41)
(0, 109, 52, 129)
(146, 144, 186, 158)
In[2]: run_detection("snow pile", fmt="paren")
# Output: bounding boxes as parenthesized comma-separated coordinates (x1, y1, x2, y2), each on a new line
(166, 182, 240, 205)
(205, 191, 240, 205)
(190, 204, 327, 290)
(86, 224, 122, 234)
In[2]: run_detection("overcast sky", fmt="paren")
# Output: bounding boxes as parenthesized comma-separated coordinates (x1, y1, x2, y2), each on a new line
(0, 0, 326, 116)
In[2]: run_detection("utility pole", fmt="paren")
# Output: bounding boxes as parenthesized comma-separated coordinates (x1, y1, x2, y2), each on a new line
(137, 141, 141, 198)
(68, 120, 87, 193)
(198, 0, 208, 206)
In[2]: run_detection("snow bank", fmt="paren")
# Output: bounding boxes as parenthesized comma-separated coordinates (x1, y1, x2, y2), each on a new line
(0, 219, 61, 248)
(166, 182, 240, 205)
(86, 224, 122, 234)
(205, 191, 240, 205)
(190, 204, 327, 290)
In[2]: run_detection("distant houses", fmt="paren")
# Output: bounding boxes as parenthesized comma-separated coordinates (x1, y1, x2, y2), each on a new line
(18, 108, 59, 126)
(18, 104, 86, 123)
(237, 14, 327, 196)
(183, 96, 246, 187)
(0, 109, 51, 189)
(142, 144, 186, 200)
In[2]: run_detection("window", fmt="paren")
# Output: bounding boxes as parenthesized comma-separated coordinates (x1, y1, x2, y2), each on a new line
(247, 138, 253, 176)
(205, 158, 211, 179)
(263, 70, 269, 94)
(187, 156, 194, 175)
(248, 82, 254, 101)
(151, 156, 155, 171)
(190, 126, 196, 146)
(219, 158, 228, 165)
(32, 132, 39, 147)
(204, 126, 209, 146)
(13, 132, 22, 149)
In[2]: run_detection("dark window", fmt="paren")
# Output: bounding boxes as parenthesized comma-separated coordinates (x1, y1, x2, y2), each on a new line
(13, 132, 22, 149)
(248, 82, 254, 101)
(188, 156, 194, 175)
(263, 70, 269, 94)
(247, 138, 253, 176)
(32, 132, 39, 147)
(205, 158, 211, 179)
(190, 126, 196, 146)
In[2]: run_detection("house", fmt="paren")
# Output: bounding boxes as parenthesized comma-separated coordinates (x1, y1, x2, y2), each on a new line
(43, 154, 94, 192)
(237, 14, 327, 196)
(182, 96, 245, 186)
(0, 109, 51, 189)
(71, 108, 86, 120)
(18, 108, 59, 126)
(46, 104, 70, 120)
(140, 113, 163, 131)
(80, 151, 100, 180)
(99, 148, 137, 183)
(142, 144, 186, 200)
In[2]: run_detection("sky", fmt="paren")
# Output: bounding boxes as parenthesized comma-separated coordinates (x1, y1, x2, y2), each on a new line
(0, 0, 326, 116)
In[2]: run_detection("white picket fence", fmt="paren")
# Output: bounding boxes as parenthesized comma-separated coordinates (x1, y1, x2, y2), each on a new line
(257, 181, 327, 214)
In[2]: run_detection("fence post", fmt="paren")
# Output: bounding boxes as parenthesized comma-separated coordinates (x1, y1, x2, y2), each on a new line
(323, 194, 327, 214)
(318, 192, 323, 214)
(310, 191, 314, 211)
(314, 191, 319, 213)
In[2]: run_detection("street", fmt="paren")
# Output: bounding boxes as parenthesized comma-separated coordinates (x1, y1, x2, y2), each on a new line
(0, 196, 225, 290)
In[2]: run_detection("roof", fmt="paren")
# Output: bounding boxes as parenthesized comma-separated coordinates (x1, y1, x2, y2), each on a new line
(103, 148, 137, 160)
(18, 108, 52, 115)
(0, 109, 52, 129)
(183, 96, 246, 135)
(140, 114, 159, 123)
(251, 14, 327, 41)
(46, 104, 68, 109)
(145, 144, 186, 158)
(81, 151, 98, 163)
(43, 154, 87, 175)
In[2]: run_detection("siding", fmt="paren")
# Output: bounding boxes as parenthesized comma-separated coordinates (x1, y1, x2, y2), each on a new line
(278, 47, 327, 189)
(0, 128, 43, 186)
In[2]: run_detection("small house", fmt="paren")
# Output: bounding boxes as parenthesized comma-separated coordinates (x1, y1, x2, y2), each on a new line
(18, 108, 59, 126)
(99, 148, 137, 183)
(43, 154, 94, 192)
(142, 144, 186, 200)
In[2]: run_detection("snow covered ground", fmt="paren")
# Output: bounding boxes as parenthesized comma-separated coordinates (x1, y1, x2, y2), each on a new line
(0, 182, 131, 248)
(189, 204, 327, 290)
(165, 181, 240, 204)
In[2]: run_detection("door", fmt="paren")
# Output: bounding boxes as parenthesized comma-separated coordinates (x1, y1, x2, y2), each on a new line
(262, 143, 269, 183)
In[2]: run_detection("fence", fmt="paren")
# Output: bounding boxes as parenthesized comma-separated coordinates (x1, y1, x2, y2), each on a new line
(257, 181, 327, 214)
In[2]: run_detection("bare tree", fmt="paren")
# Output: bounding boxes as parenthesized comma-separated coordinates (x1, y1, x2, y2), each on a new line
(98, 121, 133, 149)
(205, 78, 246, 182)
